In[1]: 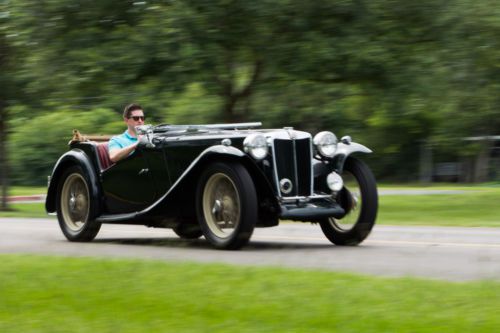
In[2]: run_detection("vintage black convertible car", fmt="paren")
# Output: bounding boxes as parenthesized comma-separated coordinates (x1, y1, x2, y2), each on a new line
(45, 122, 378, 250)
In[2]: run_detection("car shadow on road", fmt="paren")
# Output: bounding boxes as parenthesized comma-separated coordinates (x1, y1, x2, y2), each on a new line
(93, 237, 211, 249)
(246, 241, 337, 251)
(92, 237, 338, 251)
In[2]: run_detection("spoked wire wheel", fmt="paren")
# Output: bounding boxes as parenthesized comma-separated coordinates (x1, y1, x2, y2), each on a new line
(202, 173, 241, 239)
(60, 173, 90, 233)
(320, 157, 378, 245)
(196, 162, 257, 250)
(56, 165, 101, 242)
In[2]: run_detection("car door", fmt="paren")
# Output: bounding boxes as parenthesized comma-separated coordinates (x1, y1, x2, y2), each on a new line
(101, 149, 157, 214)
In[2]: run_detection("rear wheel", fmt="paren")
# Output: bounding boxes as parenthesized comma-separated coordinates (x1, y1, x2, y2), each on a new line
(56, 165, 101, 242)
(319, 157, 378, 245)
(196, 162, 257, 250)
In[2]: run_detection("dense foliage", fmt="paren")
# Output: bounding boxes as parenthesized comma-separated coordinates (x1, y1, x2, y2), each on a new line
(1, 0, 500, 188)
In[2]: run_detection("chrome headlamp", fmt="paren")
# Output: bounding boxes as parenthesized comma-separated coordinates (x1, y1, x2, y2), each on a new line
(313, 131, 338, 158)
(243, 134, 268, 160)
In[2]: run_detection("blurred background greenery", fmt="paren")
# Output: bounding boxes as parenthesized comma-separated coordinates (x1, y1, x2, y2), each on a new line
(1, 0, 500, 191)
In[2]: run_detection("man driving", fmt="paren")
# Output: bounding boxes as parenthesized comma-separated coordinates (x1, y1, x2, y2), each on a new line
(108, 103, 145, 163)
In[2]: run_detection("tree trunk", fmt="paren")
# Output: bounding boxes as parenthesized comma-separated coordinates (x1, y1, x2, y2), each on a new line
(218, 59, 262, 123)
(0, 104, 9, 211)
(473, 140, 492, 183)
(419, 140, 433, 184)
(222, 92, 238, 123)
(459, 157, 473, 183)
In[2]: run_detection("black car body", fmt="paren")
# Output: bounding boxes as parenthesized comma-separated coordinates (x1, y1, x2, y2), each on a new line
(46, 122, 378, 249)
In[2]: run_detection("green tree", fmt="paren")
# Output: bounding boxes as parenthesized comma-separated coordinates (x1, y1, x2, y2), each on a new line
(1, 0, 23, 209)
(5, 0, 500, 184)
(430, 0, 500, 181)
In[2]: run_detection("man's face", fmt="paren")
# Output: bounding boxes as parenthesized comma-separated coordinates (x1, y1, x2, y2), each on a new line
(125, 109, 145, 129)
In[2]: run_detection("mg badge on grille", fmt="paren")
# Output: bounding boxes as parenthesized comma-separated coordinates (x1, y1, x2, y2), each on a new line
(280, 178, 293, 194)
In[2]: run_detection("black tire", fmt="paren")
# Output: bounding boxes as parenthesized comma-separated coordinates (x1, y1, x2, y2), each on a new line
(196, 162, 257, 250)
(173, 223, 203, 239)
(319, 157, 378, 245)
(56, 165, 101, 242)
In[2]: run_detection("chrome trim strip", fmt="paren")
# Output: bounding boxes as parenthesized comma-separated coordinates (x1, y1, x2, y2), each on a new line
(309, 139, 314, 196)
(202, 122, 262, 130)
(271, 137, 282, 197)
(292, 138, 299, 196)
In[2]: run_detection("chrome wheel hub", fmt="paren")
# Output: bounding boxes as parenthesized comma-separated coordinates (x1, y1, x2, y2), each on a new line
(69, 195, 77, 211)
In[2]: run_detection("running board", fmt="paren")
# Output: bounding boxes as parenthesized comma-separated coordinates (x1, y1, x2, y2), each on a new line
(96, 212, 139, 223)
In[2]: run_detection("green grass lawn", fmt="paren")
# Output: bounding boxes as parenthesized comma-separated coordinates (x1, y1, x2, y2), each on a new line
(378, 187, 500, 227)
(0, 203, 54, 218)
(0, 186, 48, 218)
(8, 186, 47, 196)
(0, 255, 498, 333)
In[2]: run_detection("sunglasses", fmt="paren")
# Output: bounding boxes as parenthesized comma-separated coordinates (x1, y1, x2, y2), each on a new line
(129, 116, 145, 121)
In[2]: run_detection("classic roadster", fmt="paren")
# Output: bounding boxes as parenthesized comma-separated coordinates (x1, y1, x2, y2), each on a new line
(45, 122, 378, 250)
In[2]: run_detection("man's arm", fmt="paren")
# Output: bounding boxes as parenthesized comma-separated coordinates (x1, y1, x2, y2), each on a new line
(109, 142, 138, 163)
(108, 133, 143, 163)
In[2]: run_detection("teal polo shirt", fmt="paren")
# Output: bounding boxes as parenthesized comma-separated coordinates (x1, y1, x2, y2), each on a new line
(108, 130, 138, 152)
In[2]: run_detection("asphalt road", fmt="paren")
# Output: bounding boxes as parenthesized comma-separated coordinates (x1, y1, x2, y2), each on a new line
(1, 217, 499, 281)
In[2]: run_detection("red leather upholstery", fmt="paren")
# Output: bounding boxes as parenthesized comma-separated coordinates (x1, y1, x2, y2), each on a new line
(96, 142, 113, 171)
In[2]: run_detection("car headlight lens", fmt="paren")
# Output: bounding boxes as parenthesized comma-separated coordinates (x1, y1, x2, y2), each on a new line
(313, 131, 338, 157)
(244, 134, 268, 160)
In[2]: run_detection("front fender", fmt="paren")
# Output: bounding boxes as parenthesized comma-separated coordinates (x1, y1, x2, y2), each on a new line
(141, 144, 276, 217)
(45, 149, 100, 213)
(314, 142, 372, 177)
(336, 142, 372, 156)
(331, 142, 372, 173)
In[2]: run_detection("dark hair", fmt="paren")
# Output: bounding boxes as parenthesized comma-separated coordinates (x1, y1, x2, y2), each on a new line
(123, 103, 143, 119)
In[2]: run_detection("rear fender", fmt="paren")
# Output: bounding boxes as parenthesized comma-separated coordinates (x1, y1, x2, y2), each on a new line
(45, 149, 100, 214)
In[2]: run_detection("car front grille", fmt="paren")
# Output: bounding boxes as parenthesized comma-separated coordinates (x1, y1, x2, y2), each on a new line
(272, 138, 312, 197)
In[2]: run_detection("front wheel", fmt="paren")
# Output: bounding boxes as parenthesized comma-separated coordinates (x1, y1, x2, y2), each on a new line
(196, 162, 257, 250)
(56, 165, 101, 242)
(319, 157, 378, 245)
